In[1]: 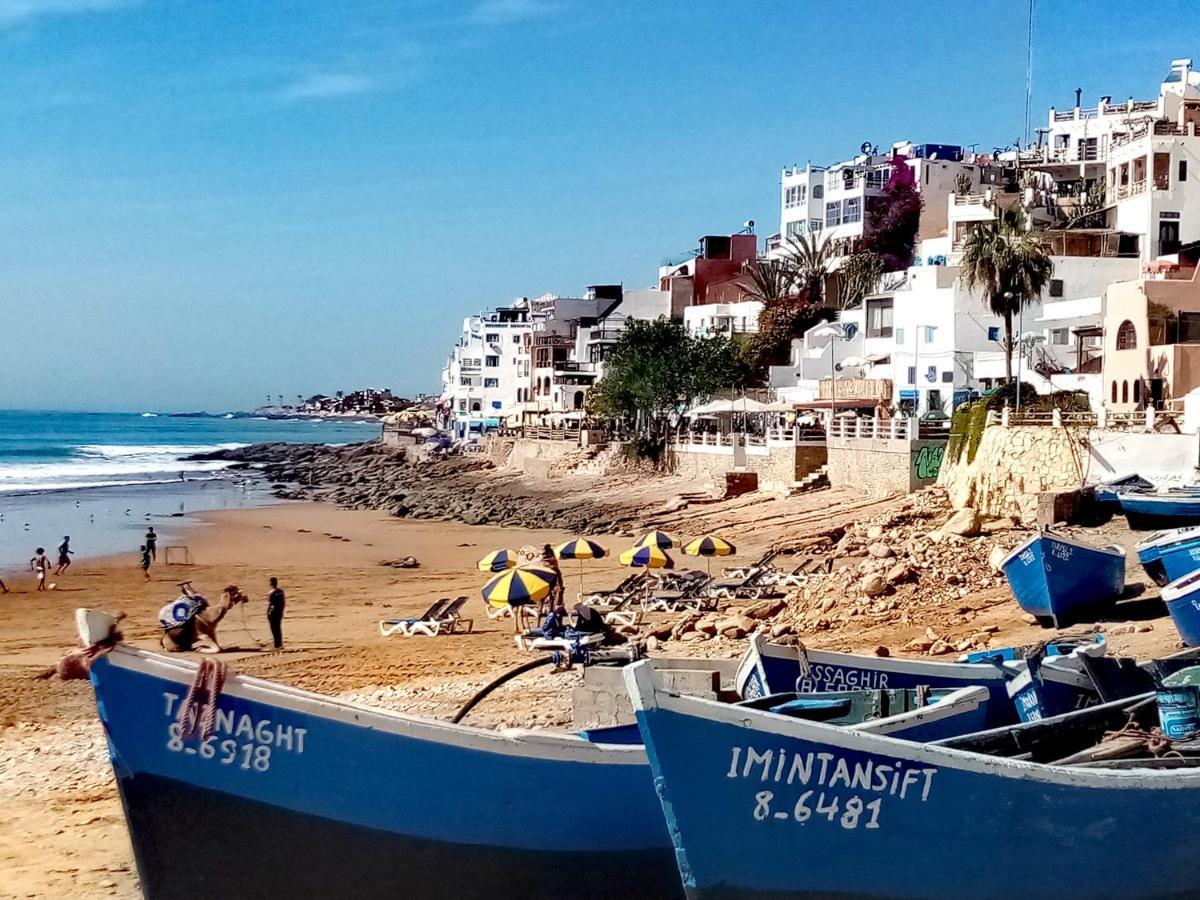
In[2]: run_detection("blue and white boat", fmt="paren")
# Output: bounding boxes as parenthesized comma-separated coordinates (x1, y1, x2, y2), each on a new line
(1000, 530, 1125, 627)
(85, 639, 683, 900)
(737, 686, 991, 743)
(1137, 526, 1200, 585)
(1120, 490, 1200, 530)
(1005, 653, 1101, 722)
(735, 634, 1104, 728)
(1163, 569, 1200, 647)
(625, 662, 1200, 900)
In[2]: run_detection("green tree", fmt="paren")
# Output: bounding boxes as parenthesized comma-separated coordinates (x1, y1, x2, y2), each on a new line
(784, 231, 834, 306)
(586, 319, 750, 434)
(960, 208, 1054, 383)
(837, 250, 886, 309)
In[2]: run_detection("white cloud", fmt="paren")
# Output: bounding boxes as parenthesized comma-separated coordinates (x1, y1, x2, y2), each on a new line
(277, 72, 375, 103)
(0, 0, 138, 29)
(467, 0, 563, 27)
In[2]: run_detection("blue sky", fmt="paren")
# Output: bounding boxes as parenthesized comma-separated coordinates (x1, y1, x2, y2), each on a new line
(2, 0, 1199, 411)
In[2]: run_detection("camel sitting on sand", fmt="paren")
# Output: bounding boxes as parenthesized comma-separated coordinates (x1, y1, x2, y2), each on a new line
(160, 585, 250, 654)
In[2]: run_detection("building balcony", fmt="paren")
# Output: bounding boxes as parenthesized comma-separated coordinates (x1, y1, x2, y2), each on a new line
(1111, 119, 1183, 149)
(587, 328, 625, 343)
(1111, 179, 1146, 202)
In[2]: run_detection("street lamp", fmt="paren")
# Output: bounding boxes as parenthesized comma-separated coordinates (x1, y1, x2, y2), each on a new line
(810, 323, 848, 423)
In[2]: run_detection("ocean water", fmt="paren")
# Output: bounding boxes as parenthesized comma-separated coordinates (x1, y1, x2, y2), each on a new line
(0, 410, 379, 569)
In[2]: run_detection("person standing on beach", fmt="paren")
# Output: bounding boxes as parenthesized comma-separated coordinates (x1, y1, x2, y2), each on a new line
(541, 544, 564, 612)
(30, 548, 50, 591)
(55, 536, 73, 576)
(145, 527, 157, 561)
(266, 577, 285, 650)
(139, 545, 152, 581)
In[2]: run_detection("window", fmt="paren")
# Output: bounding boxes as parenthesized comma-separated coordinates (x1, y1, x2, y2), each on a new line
(484, 378, 499, 388)
(784, 185, 807, 208)
(941, 371, 953, 383)
(485, 355, 499, 367)
(1181, 312, 1200, 344)
(1122, 381, 1129, 404)
(459, 376, 472, 386)
(987, 326, 1000, 342)
(470, 401, 482, 413)
(825, 201, 842, 227)
(1049, 278, 1064, 298)
(786, 220, 806, 239)
(513, 334, 521, 344)
(809, 218, 823, 233)
(1116, 320, 1137, 350)
(812, 184, 823, 200)
(866, 298, 894, 338)
(485, 333, 499, 343)
(1051, 328, 1070, 345)
(458, 400, 467, 412)
(491, 401, 502, 410)
(922, 326, 935, 344)
(866, 167, 889, 189)
(981, 378, 993, 391)
(907, 366, 916, 384)
(1134, 381, 1141, 404)
(895, 327, 905, 345)
(1181, 159, 1189, 183)
(1111, 381, 1117, 403)
(844, 197, 862, 224)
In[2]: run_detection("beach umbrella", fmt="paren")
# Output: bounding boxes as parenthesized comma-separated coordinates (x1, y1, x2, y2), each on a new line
(480, 565, 558, 609)
(683, 534, 737, 576)
(619, 544, 675, 569)
(477, 548, 518, 573)
(555, 538, 608, 593)
(637, 530, 678, 551)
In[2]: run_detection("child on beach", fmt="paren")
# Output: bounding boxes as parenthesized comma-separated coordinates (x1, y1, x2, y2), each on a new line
(55, 536, 73, 575)
(30, 548, 50, 591)
(140, 545, 152, 581)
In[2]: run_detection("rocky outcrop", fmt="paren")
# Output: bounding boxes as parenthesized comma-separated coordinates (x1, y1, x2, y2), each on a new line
(188, 442, 648, 533)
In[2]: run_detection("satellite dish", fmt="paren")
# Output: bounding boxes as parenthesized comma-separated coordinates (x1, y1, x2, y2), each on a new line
(860, 141, 873, 155)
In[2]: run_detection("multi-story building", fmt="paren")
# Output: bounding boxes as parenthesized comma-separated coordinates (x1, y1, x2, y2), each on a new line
(658, 232, 757, 307)
(773, 142, 998, 259)
(440, 302, 540, 440)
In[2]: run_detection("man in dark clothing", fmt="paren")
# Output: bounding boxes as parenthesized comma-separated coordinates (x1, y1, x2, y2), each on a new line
(145, 527, 158, 561)
(267, 577, 285, 650)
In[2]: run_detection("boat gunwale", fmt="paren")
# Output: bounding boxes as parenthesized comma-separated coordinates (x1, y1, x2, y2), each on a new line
(1001, 530, 1125, 570)
(98, 644, 649, 765)
(626, 662, 1200, 788)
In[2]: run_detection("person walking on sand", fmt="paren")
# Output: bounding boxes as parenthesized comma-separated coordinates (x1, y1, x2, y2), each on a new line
(266, 577, 285, 650)
(145, 527, 158, 561)
(541, 543, 565, 612)
(139, 544, 152, 581)
(55, 536, 73, 575)
(30, 548, 50, 591)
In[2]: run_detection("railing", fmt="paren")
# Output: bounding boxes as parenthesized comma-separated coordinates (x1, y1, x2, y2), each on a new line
(674, 426, 828, 453)
(519, 426, 582, 442)
(587, 328, 624, 342)
(828, 416, 918, 441)
(953, 193, 989, 206)
(1112, 119, 1181, 149)
(1112, 179, 1146, 202)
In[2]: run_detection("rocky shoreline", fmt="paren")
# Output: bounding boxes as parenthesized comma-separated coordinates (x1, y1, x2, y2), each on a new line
(188, 441, 654, 533)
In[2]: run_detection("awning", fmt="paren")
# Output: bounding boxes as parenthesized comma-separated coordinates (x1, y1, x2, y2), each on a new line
(689, 397, 773, 415)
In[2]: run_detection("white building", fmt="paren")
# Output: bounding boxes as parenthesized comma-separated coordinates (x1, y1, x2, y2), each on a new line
(440, 302, 540, 440)
(683, 300, 763, 337)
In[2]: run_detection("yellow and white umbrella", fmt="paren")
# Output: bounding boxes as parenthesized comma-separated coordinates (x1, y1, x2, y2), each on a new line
(619, 543, 675, 569)
(480, 565, 559, 609)
(637, 530, 677, 550)
(555, 538, 608, 593)
(477, 548, 518, 573)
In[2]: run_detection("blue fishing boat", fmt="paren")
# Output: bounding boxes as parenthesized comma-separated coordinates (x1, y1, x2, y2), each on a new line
(1005, 653, 1101, 722)
(1137, 526, 1200, 585)
(85, 640, 684, 900)
(1093, 473, 1154, 506)
(1000, 530, 1125, 627)
(735, 634, 1104, 728)
(737, 685, 990, 742)
(1163, 569, 1200, 647)
(1120, 490, 1200, 529)
(626, 662, 1200, 899)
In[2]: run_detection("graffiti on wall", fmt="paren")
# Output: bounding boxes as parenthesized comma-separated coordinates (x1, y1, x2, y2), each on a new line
(913, 444, 945, 482)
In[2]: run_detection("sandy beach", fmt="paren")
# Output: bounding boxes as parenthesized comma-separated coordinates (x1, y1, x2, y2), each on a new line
(0, 490, 1184, 899)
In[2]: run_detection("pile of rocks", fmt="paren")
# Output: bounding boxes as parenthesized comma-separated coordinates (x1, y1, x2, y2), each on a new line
(190, 442, 646, 534)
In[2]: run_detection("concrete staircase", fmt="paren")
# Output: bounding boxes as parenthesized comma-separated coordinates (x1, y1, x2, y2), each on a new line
(788, 464, 829, 494)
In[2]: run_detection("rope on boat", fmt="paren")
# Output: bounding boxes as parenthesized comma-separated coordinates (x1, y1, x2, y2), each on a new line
(1098, 716, 1173, 759)
(38, 614, 127, 681)
(177, 658, 228, 741)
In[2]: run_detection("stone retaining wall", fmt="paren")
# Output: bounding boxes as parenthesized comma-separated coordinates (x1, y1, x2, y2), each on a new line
(827, 436, 946, 497)
(669, 444, 826, 495)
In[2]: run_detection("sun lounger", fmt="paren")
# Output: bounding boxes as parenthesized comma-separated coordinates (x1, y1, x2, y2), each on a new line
(704, 567, 765, 601)
(392, 597, 474, 637)
(581, 572, 646, 608)
(379, 598, 449, 637)
(601, 594, 643, 629)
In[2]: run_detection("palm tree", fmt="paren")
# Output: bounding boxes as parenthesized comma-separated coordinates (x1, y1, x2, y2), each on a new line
(960, 208, 1053, 384)
(742, 258, 798, 305)
(784, 231, 834, 307)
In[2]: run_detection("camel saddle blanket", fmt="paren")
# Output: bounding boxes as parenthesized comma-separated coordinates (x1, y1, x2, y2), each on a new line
(159, 595, 205, 631)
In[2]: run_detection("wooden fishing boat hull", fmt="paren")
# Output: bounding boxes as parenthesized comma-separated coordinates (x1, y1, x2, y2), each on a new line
(1120, 491, 1200, 530)
(1001, 531, 1125, 628)
(88, 646, 682, 900)
(625, 663, 1200, 900)
(736, 634, 1020, 728)
(1137, 526, 1200, 586)
(1005, 655, 1100, 722)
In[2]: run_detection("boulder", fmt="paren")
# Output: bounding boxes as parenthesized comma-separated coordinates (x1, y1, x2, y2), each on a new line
(884, 563, 912, 585)
(867, 542, 893, 559)
(942, 507, 981, 537)
(860, 574, 887, 597)
(744, 598, 786, 620)
(866, 525, 884, 540)
(987, 545, 1009, 573)
(716, 615, 755, 639)
(770, 622, 794, 638)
